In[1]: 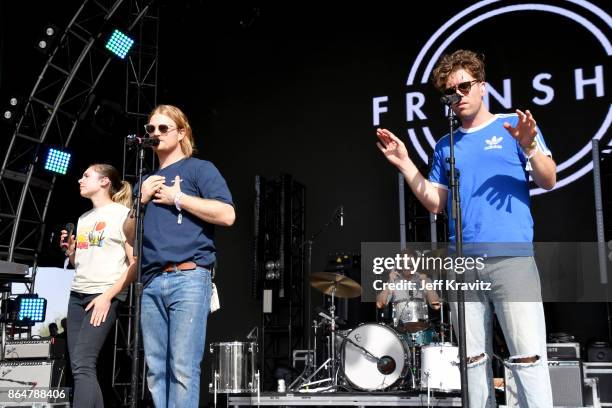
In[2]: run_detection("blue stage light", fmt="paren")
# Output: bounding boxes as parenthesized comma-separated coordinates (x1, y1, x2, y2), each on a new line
(105, 29, 134, 59)
(44, 148, 71, 175)
(15, 295, 47, 325)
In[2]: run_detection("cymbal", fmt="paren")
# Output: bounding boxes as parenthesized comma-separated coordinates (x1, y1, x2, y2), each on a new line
(309, 272, 361, 298)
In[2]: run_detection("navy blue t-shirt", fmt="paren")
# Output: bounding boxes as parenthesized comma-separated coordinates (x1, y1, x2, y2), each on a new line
(139, 157, 233, 286)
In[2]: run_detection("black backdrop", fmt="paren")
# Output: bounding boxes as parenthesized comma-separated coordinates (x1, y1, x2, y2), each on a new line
(1, 0, 610, 405)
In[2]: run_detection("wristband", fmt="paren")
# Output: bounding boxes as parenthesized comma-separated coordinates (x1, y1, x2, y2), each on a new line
(174, 191, 184, 211)
(522, 139, 537, 154)
(524, 144, 538, 160)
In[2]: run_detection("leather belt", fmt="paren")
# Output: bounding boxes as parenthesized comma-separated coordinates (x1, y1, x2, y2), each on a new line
(163, 261, 197, 272)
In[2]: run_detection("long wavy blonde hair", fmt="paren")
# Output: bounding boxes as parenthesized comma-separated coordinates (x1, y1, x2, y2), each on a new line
(149, 104, 197, 157)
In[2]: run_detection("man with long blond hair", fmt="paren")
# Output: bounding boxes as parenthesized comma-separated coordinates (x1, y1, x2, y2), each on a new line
(124, 104, 235, 407)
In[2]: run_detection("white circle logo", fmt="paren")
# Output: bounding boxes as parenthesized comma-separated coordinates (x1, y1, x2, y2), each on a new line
(374, 0, 611, 195)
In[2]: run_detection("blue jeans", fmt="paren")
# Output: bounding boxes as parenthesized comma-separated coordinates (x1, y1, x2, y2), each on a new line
(141, 267, 212, 408)
(450, 256, 553, 408)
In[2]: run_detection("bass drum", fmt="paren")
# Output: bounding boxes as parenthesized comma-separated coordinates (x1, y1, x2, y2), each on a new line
(341, 323, 409, 391)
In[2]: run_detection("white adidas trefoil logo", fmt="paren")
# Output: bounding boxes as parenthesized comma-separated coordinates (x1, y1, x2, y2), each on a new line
(484, 136, 503, 150)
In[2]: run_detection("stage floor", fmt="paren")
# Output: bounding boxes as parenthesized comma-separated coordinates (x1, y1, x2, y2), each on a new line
(227, 391, 462, 406)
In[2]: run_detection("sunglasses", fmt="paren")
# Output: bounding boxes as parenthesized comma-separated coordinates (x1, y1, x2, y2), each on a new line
(144, 124, 176, 135)
(443, 79, 479, 96)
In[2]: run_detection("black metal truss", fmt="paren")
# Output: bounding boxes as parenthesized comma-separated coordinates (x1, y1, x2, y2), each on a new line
(254, 174, 306, 390)
(0, 0, 154, 265)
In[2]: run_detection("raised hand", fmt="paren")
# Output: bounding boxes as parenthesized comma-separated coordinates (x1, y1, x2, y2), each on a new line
(376, 128, 411, 170)
(503, 109, 537, 149)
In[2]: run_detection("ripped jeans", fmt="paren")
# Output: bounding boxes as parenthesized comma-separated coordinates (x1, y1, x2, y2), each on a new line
(450, 256, 553, 408)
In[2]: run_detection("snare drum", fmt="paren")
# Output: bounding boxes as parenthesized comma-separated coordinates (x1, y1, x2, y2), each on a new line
(341, 323, 410, 391)
(420, 343, 460, 392)
(209, 341, 258, 393)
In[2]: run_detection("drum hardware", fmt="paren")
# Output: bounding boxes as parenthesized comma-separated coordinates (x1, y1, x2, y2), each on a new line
(290, 272, 362, 391)
(335, 329, 392, 373)
(292, 267, 465, 396)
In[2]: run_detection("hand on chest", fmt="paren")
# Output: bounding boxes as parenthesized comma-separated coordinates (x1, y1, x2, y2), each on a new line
(160, 171, 198, 196)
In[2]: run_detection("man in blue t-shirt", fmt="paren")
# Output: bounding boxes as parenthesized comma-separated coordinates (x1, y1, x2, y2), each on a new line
(376, 50, 556, 407)
(124, 104, 235, 408)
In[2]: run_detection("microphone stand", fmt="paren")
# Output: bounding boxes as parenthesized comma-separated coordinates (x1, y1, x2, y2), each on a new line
(129, 138, 151, 407)
(444, 100, 469, 406)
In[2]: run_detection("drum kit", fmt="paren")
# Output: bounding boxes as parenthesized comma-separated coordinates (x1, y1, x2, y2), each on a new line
(293, 271, 461, 394)
(208, 269, 461, 403)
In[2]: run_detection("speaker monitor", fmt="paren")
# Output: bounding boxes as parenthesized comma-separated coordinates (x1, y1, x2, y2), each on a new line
(587, 344, 612, 362)
(0, 360, 65, 389)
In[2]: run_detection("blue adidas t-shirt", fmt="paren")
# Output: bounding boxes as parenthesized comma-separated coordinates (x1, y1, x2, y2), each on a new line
(139, 157, 233, 286)
(428, 114, 551, 254)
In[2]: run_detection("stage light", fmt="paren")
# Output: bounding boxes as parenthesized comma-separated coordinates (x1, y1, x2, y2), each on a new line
(36, 24, 58, 54)
(2, 97, 23, 124)
(14, 294, 47, 326)
(264, 260, 280, 280)
(105, 29, 134, 59)
(44, 148, 72, 175)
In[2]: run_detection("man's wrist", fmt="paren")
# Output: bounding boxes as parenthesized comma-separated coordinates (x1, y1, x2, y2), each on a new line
(174, 191, 185, 211)
(522, 139, 537, 153)
(523, 143, 538, 160)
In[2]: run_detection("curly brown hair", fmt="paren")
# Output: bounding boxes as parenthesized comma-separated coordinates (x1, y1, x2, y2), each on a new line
(431, 49, 486, 92)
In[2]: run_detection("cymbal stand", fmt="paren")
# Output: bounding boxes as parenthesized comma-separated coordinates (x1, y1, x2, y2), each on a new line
(291, 286, 342, 392)
(289, 318, 325, 391)
(329, 285, 338, 386)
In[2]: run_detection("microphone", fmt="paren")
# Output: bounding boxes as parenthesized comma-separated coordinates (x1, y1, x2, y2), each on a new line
(61, 223, 75, 254)
(126, 134, 160, 147)
(314, 306, 346, 325)
(440, 93, 461, 106)
(339, 205, 344, 228)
